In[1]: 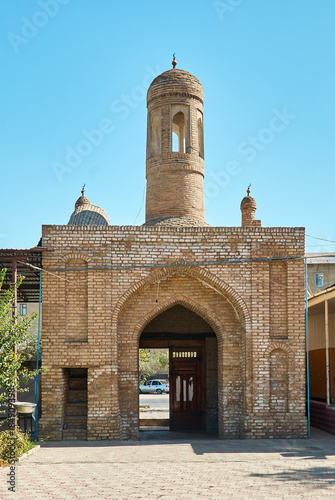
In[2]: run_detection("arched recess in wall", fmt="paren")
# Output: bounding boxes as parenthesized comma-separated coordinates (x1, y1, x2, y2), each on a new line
(150, 114, 161, 158)
(64, 258, 88, 342)
(172, 111, 186, 153)
(269, 261, 288, 338)
(112, 265, 250, 331)
(114, 269, 249, 440)
(269, 348, 289, 412)
(136, 295, 222, 340)
(197, 110, 204, 159)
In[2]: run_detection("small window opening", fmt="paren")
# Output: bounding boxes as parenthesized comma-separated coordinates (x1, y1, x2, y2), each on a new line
(150, 115, 161, 157)
(19, 304, 27, 316)
(172, 112, 186, 153)
(315, 273, 324, 287)
(198, 116, 204, 158)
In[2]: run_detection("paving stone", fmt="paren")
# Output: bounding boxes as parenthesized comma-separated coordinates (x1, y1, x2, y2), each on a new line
(0, 428, 334, 499)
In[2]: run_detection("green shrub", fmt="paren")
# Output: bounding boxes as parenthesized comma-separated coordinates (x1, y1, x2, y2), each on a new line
(0, 429, 34, 463)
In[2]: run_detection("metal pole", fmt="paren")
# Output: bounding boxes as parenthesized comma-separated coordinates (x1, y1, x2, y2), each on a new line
(305, 258, 311, 438)
(325, 299, 330, 406)
(12, 259, 18, 431)
(34, 271, 42, 441)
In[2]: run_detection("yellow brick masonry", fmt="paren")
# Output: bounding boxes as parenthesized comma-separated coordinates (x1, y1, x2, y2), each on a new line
(145, 69, 205, 224)
(38, 224, 308, 440)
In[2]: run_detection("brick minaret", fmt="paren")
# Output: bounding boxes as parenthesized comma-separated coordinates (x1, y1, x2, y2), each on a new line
(145, 57, 206, 226)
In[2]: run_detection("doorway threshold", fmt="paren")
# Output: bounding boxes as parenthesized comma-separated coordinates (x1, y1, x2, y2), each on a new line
(139, 419, 169, 427)
(139, 426, 169, 431)
(139, 429, 218, 441)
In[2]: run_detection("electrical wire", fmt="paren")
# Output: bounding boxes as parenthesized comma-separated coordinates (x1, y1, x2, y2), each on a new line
(306, 235, 335, 244)
(19, 261, 77, 283)
(18, 244, 335, 291)
(17, 255, 305, 293)
(133, 185, 146, 225)
(52, 255, 305, 273)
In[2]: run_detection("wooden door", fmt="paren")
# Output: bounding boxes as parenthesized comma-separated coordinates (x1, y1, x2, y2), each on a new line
(169, 346, 205, 431)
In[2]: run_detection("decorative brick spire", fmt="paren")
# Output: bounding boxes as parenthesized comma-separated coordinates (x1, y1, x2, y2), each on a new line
(240, 185, 261, 227)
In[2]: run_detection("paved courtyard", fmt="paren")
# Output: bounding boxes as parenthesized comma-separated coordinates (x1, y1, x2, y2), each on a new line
(1, 427, 335, 499)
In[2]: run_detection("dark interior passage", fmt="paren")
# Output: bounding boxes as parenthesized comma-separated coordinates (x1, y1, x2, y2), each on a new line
(139, 304, 218, 435)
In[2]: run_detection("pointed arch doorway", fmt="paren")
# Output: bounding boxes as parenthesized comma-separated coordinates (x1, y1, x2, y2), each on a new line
(139, 304, 218, 434)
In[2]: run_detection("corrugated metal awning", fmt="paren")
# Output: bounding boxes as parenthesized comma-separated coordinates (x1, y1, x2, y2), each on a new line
(0, 247, 45, 302)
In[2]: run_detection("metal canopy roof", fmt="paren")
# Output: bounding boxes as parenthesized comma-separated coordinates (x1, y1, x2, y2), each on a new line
(0, 248, 45, 302)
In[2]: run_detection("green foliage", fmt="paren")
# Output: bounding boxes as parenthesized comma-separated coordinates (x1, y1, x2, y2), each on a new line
(139, 348, 151, 363)
(139, 349, 169, 383)
(17, 333, 39, 361)
(0, 269, 42, 419)
(0, 429, 34, 464)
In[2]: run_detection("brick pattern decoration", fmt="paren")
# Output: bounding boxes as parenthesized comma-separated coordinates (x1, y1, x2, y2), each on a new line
(38, 225, 308, 441)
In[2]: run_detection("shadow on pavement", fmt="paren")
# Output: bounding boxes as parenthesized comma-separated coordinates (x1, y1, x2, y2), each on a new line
(250, 466, 335, 489)
(38, 427, 335, 461)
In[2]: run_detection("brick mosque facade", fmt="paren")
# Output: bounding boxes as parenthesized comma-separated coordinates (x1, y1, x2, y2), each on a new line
(39, 61, 308, 440)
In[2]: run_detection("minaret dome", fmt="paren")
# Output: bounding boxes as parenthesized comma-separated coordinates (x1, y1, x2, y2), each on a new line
(240, 186, 261, 227)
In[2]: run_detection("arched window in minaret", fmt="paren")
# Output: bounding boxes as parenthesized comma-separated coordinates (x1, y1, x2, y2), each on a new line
(172, 111, 186, 153)
(150, 114, 161, 158)
(197, 110, 204, 159)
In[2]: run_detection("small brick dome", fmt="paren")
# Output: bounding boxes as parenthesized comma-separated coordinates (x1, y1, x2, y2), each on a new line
(75, 193, 90, 210)
(240, 195, 257, 211)
(147, 69, 204, 104)
(68, 189, 110, 226)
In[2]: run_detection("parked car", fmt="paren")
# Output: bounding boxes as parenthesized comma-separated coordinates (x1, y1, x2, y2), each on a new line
(139, 379, 169, 394)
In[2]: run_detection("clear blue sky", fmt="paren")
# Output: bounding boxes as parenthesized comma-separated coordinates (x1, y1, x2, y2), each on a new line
(1, 0, 334, 253)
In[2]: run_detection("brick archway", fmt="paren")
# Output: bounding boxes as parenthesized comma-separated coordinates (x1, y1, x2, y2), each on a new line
(116, 270, 247, 439)
(112, 265, 251, 329)
(136, 294, 222, 340)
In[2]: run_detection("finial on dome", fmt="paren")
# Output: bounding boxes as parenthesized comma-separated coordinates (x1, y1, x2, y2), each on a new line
(247, 183, 251, 196)
(172, 53, 177, 69)
(75, 184, 90, 210)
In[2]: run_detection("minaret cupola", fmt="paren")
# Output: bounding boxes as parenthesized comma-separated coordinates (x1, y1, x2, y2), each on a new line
(240, 186, 261, 227)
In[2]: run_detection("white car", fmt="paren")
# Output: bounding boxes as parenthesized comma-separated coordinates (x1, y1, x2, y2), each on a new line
(139, 379, 169, 394)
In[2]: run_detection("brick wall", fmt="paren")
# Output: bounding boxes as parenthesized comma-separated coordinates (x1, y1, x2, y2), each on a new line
(145, 69, 205, 224)
(38, 224, 307, 440)
(206, 337, 218, 434)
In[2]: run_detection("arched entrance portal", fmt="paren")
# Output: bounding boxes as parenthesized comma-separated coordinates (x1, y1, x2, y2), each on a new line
(139, 305, 218, 434)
